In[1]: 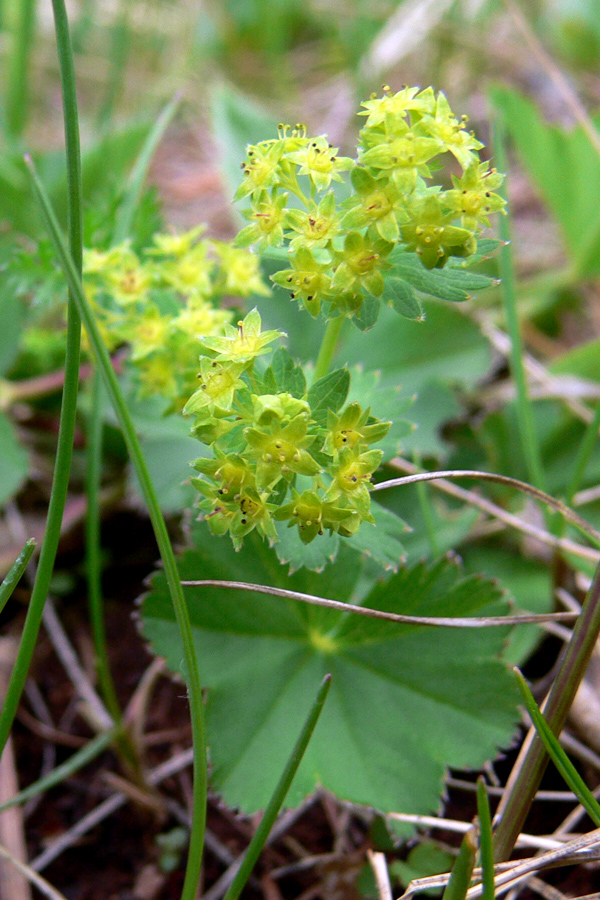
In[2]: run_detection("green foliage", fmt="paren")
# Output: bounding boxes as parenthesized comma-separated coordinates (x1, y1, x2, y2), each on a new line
(545, 0, 600, 68)
(391, 843, 455, 896)
(461, 544, 553, 666)
(142, 525, 520, 815)
(340, 301, 492, 394)
(0, 413, 28, 508)
(491, 86, 600, 277)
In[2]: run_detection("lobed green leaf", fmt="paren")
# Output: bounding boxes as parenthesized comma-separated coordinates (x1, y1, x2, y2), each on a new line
(141, 526, 520, 816)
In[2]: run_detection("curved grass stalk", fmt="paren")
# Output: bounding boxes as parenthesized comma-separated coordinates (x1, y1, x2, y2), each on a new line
(0, 0, 82, 759)
(182, 579, 577, 628)
(26, 157, 207, 900)
(387, 457, 600, 564)
(373, 469, 600, 549)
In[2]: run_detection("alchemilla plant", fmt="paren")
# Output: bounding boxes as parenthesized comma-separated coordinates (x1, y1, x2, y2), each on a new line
(181, 85, 504, 554)
(15, 87, 504, 561)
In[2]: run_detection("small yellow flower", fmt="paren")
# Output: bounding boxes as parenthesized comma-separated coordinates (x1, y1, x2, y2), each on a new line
(106, 257, 153, 306)
(173, 298, 232, 340)
(147, 226, 207, 258)
(130, 307, 170, 360)
(213, 242, 271, 296)
(159, 244, 213, 297)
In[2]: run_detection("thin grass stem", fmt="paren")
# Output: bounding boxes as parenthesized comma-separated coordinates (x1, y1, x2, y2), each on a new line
(0, 0, 82, 759)
(492, 113, 547, 493)
(373, 469, 600, 550)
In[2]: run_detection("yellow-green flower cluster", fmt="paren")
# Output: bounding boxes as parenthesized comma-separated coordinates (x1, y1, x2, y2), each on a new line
(234, 86, 505, 318)
(184, 309, 390, 550)
(82, 228, 269, 408)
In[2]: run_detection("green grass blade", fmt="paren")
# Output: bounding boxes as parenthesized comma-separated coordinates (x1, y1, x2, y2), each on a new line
(493, 559, 600, 861)
(0, 539, 35, 616)
(5, 0, 37, 138)
(25, 156, 207, 900)
(0, 728, 116, 814)
(112, 92, 181, 244)
(441, 826, 477, 900)
(222, 674, 332, 900)
(565, 398, 600, 506)
(96, 8, 131, 130)
(514, 668, 600, 827)
(0, 0, 82, 760)
(492, 112, 547, 493)
(476, 779, 495, 900)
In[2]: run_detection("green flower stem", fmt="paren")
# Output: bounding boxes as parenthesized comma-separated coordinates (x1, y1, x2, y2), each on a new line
(26, 158, 207, 900)
(0, 539, 35, 616)
(313, 316, 345, 381)
(492, 113, 547, 494)
(5, 0, 37, 138)
(222, 674, 332, 900)
(0, 0, 82, 760)
(0, 728, 116, 814)
(492, 557, 600, 861)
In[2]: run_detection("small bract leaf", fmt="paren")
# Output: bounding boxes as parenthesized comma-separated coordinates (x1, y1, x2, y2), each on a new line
(307, 367, 350, 424)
